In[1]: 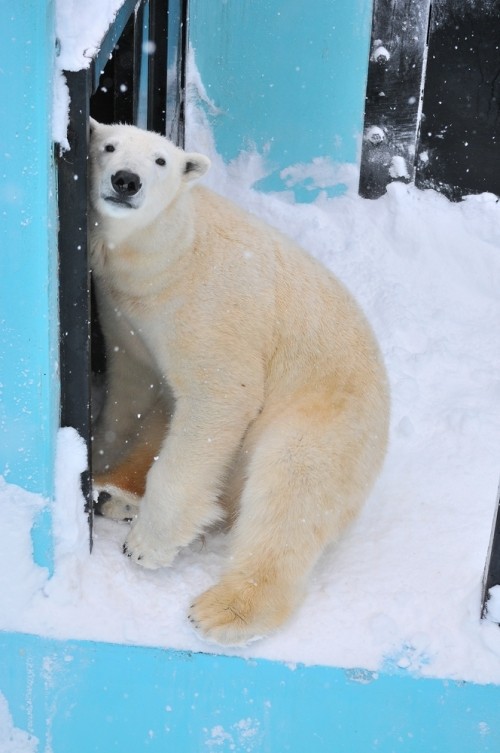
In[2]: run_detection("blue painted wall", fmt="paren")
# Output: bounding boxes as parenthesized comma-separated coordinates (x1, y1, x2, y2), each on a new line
(0, 0, 59, 499)
(189, 0, 372, 199)
(1, 632, 500, 752)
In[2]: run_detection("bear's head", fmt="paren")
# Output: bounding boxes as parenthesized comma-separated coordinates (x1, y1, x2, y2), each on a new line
(89, 119, 210, 230)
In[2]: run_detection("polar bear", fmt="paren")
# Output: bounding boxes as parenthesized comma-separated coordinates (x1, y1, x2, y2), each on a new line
(89, 119, 389, 646)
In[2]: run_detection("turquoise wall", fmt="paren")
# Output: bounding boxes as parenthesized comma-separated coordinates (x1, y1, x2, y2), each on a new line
(2, 632, 500, 752)
(189, 0, 372, 199)
(0, 0, 59, 500)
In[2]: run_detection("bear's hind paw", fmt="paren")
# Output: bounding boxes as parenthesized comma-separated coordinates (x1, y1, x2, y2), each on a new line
(188, 577, 295, 646)
(93, 484, 140, 522)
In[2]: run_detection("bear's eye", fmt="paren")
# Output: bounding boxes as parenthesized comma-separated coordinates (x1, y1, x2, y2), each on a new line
(155, 157, 166, 166)
(104, 144, 115, 153)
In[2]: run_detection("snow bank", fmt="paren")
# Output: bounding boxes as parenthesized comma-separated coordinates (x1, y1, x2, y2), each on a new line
(0, 479, 48, 630)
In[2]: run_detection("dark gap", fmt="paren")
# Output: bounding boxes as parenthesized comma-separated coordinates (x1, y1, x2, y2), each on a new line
(416, 4, 500, 198)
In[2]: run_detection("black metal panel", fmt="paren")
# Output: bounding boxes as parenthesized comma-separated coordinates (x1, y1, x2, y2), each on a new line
(178, 0, 189, 147)
(415, 2, 500, 199)
(148, 0, 168, 133)
(57, 69, 94, 541)
(91, 0, 140, 93)
(112, 16, 136, 123)
(90, 10, 138, 125)
(165, 0, 189, 147)
(482, 482, 500, 620)
(133, 0, 147, 124)
(359, 0, 431, 199)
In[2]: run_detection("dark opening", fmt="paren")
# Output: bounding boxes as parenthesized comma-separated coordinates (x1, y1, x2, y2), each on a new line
(415, 4, 500, 199)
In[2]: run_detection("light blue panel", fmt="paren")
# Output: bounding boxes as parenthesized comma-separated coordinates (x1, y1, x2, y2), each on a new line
(1, 632, 500, 752)
(189, 0, 372, 199)
(0, 0, 59, 503)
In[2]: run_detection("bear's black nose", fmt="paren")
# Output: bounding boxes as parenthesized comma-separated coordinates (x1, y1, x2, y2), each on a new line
(111, 170, 142, 196)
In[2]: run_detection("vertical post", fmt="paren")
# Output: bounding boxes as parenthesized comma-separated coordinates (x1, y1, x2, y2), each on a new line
(58, 70, 94, 544)
(177, 0, 190, 148)
(482, 481, 500, 619)
(148, 0, 168, 133)
(165, 0, 189, 147)
(133, 1, 147, 124)
(359, 0, 431, 199)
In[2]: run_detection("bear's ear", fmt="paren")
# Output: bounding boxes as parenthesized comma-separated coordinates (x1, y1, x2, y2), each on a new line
(89, 117, 100, 135)
(182, 153, 211, 183)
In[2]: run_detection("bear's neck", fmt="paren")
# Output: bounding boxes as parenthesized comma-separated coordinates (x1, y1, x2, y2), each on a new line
(96, 189, 196, 265)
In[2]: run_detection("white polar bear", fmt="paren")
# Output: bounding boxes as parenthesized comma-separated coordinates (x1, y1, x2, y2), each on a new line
(89, 119, 389, 646)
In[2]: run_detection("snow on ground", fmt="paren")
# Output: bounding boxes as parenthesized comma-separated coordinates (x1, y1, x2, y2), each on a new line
(2, 100, 500, 682)
(4, 0, 500, 686)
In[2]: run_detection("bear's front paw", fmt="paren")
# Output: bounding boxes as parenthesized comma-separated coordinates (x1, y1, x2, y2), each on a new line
(188, 576, 296, 646)
(123, 517, 177, 570)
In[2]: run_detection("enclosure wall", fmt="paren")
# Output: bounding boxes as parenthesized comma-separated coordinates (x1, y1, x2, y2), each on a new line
(188, 0, 373, 199)
(0, 0, 59, 498)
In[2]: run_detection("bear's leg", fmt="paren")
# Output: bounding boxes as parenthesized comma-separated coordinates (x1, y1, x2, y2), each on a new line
(93, 440, 157, 522)
(122, 395, 261, 569)
(189, 393, 382, 645)
(93, 401, 167, 521)
(92, 353, 164, 475)
(93, 487, 140, 522)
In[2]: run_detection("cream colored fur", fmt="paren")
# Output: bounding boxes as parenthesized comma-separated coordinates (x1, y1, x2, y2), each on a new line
(89, 120, 389, 645)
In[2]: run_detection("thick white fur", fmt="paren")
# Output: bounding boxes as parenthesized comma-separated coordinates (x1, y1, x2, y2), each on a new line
(89, 120, 390, 645)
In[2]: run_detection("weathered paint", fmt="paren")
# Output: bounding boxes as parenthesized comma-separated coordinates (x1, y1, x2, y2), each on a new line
(189, 0, 372, 200)
(1, 632, 500, 752)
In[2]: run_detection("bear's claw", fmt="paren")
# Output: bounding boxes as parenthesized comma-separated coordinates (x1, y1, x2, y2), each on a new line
(122, 519, 178, 570)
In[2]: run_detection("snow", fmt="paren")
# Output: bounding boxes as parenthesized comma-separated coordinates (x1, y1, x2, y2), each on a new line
(4, 0, 500, 686)
(205, 719, 261, 751)
(485, 585, 500, 624)
(0, 479, 48, 629)
(0, 693, 38, 753)
(55, 0, 124, 72)
(389, 155, 410, 179)
(52, 0, 125, 148)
